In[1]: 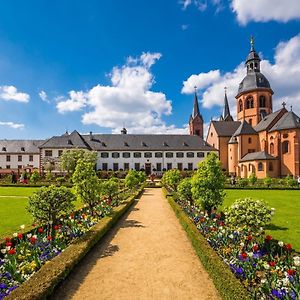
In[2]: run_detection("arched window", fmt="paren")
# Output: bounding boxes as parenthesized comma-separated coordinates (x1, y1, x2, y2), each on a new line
(246, 97, 254, 109)
(282, 141, 289, 154)
(249, 119, 252, 125)
(269, 162, 273, 171)
(239, 100, 243, 112)
(248, 137, 252, 144)
(258, 162, 264, 171)
(250, 63, 253, 69)
(270, 143, 274, 155)
(259, 96, 266, 107)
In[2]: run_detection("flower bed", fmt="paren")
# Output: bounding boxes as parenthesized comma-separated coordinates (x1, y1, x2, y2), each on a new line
(0, 187, 143, 299)
(170, 192, 300, 299)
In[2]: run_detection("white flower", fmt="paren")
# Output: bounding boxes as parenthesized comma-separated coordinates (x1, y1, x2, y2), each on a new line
(6, 246, 11, 251)
(278, 241, 284, 247)
(264, 263, 270, 270)
(49, 220, 53, 225)
(240, 242, 245, 247)
(13, 233, 18, 237)
(293, 256, 300, 266)
(248, 252, 253, 258)
(27, 233, 32, 238)
(261, 278, 266, 284)
(20, 224, 25, 230)
(42, 237, 47, 243)
(229, 234, 234, 239)
(1, 249, 6, 254)
(32, 235, 37, 239)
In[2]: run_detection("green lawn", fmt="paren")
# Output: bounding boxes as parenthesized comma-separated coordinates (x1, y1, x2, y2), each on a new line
(223, 189, 300, 252)
(0, 187, 80, 238)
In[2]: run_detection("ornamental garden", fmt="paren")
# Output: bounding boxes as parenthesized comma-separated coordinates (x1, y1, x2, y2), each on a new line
(0, 150, 299, 299)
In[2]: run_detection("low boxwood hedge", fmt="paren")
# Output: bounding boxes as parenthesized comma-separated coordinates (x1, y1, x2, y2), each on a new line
(6, 187, 144, 300)
(163, 188, 250, 300)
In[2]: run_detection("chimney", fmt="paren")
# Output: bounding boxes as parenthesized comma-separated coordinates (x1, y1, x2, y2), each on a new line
(89, 131, 93, 141)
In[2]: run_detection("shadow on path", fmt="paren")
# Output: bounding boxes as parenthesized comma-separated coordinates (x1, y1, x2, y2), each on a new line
(50, 198, 145, 300)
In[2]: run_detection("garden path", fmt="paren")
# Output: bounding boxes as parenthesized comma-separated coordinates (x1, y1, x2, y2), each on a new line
(51, 188, 220, 300)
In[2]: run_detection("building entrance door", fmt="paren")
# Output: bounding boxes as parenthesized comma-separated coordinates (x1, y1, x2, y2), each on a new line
(145, 163, 151, 175)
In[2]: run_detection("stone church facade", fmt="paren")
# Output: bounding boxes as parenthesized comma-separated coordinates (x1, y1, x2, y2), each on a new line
(207, 39, 300, 178)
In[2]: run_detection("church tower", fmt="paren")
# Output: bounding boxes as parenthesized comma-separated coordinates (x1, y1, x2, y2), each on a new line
(236, 37, 274, 126)
(219, 88, 233, 121)
(189, 87, 204, 138)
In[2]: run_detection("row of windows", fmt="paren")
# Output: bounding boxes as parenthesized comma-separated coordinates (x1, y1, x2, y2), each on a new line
(101, 152, 206, 159)
(44, 150, 63, 157)
(5, 155, 34, 162)
(2, 147, 26, 152)
(101, 162, 195, 172)
(3, 165, 24, 169)
(238, 96, 268, 112)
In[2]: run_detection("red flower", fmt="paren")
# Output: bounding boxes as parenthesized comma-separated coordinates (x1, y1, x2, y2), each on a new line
(8, 248, 16, 255)
(253, 244, 259, 252)
(219, 221, 225, 227)
(32, 223, 36, 227)
(200, 218, 206, 223)
(54, 225, 59, 231)
(247, 235, 253, 241)
(285, 244, 292, 251)
(38, 228, 44, 234)
(265, 235, 273, 241)
(5, 237, 11, 242)
(287, 269, 296, 276)
(70, 213, 74, 219)
(47, 236, 52, 241)
(17, 233, 23, 239)
(30, 237, 37, 244)
(5, 242, 12, 247)
(269, 261, 276, 267)
(241, 252, 248, 260)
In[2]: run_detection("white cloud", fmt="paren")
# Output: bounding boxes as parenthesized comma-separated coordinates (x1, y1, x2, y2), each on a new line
(180, 0, 192, 10)
(182, 34, 300, 116)
(231, 0, 300, 25)
(39, 90, 49, 103)
(180, 0, 223, 12)
(0, 121, 24, 129)
(0, 85, 29, 103)
(57, 52, 187, 134)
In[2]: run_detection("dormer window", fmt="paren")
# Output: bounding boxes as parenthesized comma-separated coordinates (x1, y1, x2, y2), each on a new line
(124, 142, 129, 147)
(183, 142, 188, 147)
(141, 142, 147, 147)
(163, 142, 168, 147)
(2, 147, 6, 151)
(67, 139, 73, 145)
(21, 147, 25, 152)
(101, 142, 106, 147)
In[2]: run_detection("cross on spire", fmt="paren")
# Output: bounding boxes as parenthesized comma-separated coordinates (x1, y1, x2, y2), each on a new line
(250, 35, 255, 50)
(282, 101, 286, 108)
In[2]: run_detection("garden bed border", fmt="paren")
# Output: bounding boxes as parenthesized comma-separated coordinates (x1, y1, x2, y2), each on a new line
(6, 187, 144, 300)
(163, 188, 250, 300)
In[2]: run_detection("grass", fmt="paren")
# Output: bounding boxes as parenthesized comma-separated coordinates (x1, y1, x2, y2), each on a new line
(0, 186, 80, 238)
(223, 189, 300, 252)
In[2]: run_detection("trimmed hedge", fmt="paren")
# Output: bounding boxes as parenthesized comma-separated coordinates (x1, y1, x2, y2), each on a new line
(6, 187, 144, 300)
(163, 188, 250, 300)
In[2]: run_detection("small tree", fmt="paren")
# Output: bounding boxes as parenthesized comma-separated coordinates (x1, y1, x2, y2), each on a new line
(285, 175, 297, 187)
(177, 177, 193, 203)
(60, 149, 97, 175)
(29, 170, 40, 184)
(264, 176, 272, 188)
(162, 169, 182, 191)
(27, 185, 75, 235)
(72, 159, 100, 214)
(125, 170, 140, 190)
(100, 178, 118, 204)
(191, 152, 225, 214)
(248, 173, 257, 186)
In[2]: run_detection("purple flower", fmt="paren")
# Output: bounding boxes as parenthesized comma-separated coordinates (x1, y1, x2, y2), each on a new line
(0, 283, 7, 289)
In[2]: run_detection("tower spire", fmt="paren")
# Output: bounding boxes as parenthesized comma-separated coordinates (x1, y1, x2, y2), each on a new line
(192, 86, 201, 119)
(222, 87, 233, 121)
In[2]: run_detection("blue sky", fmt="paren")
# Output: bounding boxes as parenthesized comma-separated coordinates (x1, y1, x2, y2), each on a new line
(0, 0, 299, 139)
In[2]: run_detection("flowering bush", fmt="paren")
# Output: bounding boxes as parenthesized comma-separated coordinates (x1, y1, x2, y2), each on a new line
(225, 198, 273, 233)
(173, 193, 300, 299)
(0, 183, 140, 299)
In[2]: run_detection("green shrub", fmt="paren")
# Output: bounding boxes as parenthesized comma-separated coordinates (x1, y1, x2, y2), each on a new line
(100, 178, 118, 203)
(191, 152, 225, 213)
(29, 170, 40, 184)
(248, 173, 257, 185)
(263, 176, 272, 188)
(72, 159, 101, 214)
(238, 178, 248, 187)
(177, 178, 193, 202)
(46, 171, 53, 181)
(285, 175, 297, 187)
(27, 185, 75, 235)
(225, 198, 273, 233)
(162, 169, 182, 191)
(55, 176, 65, 186)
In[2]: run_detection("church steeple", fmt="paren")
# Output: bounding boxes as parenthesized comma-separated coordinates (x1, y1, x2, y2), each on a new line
(246, 36, 261, 74)
(221, 88, 233, 121)
(189, 87, 203, 138)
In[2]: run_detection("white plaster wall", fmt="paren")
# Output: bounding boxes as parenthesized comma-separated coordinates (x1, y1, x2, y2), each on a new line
(0, 154, 39, 169)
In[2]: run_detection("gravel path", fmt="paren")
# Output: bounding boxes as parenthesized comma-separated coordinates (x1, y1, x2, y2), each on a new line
(51, 188, 220, 300)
